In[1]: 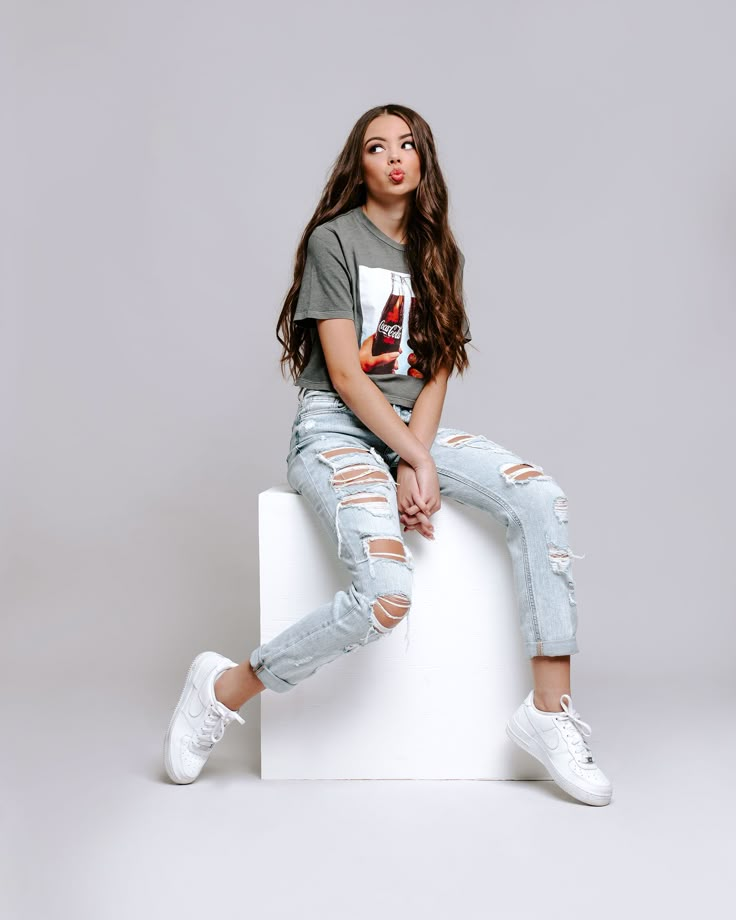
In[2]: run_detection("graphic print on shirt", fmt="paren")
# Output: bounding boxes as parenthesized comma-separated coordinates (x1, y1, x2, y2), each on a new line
(358, 266, 423, 379)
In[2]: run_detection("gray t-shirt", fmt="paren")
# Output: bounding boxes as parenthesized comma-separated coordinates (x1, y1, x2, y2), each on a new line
(292, 205, 471, 409)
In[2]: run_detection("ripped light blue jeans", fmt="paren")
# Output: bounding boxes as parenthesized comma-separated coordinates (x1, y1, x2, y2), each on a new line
(249, 387, 582, 694)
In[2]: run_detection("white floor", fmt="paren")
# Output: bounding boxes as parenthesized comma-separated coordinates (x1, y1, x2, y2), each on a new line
(7, 669, 733, 919)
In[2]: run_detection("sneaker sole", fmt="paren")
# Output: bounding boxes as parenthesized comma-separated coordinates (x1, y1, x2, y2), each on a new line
(505, 718, 612, 807)
(163, 651, 215, 784)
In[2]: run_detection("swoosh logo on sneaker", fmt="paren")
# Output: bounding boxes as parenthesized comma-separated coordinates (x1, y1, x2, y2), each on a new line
(187, 693, 206, 719)
(539, 728, 560, 751)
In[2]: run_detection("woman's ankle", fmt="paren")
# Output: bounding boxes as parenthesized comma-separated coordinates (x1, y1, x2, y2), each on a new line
(215, 662, 265, 710)
(533, 690, 570, 712)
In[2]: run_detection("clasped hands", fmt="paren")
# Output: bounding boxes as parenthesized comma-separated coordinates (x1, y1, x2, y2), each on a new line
(395, 457, 440, 540)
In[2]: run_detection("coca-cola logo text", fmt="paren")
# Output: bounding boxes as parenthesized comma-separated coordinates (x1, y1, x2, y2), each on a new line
(378, 321, 402, 339)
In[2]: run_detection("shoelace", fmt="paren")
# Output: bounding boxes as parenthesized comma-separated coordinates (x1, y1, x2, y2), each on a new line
(555, 694, 595, 764)
(191, 701, 245, 754)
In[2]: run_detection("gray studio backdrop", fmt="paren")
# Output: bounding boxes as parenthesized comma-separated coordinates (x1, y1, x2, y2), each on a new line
(3, 1, 734, 711)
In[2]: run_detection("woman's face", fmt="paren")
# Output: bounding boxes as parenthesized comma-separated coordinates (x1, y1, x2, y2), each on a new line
(361, 114, 421, 203)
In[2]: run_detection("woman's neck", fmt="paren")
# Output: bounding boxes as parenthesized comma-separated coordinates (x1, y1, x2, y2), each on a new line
(361, 202, 409, 245)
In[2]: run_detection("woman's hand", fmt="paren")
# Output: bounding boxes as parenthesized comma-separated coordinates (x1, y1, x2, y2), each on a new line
(407, 352, 425, 379)
(359, 334, 401, 374)
(396, 457, 441, 540)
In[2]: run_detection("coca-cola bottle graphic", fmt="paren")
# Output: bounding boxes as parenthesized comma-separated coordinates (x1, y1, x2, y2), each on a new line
(368, 272, 405, 375)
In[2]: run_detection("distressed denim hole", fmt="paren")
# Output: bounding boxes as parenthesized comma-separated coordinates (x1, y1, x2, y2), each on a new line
(500, 461, 550, 483)
(547, 542, 585, 575)
(372, 593, 411, 630)
(548, 545, 572, 574)
(446, 433, 476, 446)
(366, 536, 406, 562)
(331, 465, 392, 488)
(333, 495, 393, 561)
(322, 447, 373, 460)
(362, 535, 413, 578)
(437, 430, 506, 452)
(340, 493, 390, 507)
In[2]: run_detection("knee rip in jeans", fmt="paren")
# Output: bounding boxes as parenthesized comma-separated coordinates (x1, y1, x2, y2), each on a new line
(344, 592, 412, 653)
(371, 593, 411, 631)
(500, 461, 551, 483)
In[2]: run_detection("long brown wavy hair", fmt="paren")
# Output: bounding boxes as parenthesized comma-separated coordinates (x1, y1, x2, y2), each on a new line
(276, 103, 471, 383)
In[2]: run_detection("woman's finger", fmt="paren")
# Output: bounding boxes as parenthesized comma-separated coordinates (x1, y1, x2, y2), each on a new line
(402, 511, 434, 532)
(410, 486, 431, 515)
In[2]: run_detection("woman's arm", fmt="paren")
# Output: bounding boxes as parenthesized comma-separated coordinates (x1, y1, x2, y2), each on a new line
(318, 318, 428, 465)
(317, 318, 439, 515)
(405, 364, 450, 449)
(395, 364, 450, 538)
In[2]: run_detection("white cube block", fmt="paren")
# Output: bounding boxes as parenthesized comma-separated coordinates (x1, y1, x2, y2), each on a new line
(258, 485, 546, 781)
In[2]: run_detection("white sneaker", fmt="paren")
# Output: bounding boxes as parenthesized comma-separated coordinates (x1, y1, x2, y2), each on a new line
(506, 690, 613, 806)
(164, 651, 245, 785)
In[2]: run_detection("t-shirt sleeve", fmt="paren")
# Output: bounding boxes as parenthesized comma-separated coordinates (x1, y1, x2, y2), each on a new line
(293, 227, 355, 325)
(458, 250, 472, 343)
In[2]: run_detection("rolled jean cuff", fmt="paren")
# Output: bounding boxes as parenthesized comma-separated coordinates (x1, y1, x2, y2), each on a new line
(525, 637, 579, 658)
(249, 648, 295, 693)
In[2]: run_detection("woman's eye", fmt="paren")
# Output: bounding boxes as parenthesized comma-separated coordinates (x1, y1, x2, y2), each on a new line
(367, 140, 415, 154)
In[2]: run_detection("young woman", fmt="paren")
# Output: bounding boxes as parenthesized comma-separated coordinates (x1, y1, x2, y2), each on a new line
(164, 104, 613, 806)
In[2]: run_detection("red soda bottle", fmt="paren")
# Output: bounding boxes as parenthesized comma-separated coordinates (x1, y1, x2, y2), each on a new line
(368, 272, 405, 374)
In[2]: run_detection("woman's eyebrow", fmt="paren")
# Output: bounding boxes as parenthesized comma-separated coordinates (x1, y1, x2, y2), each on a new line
(364, 133, 413, 144)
